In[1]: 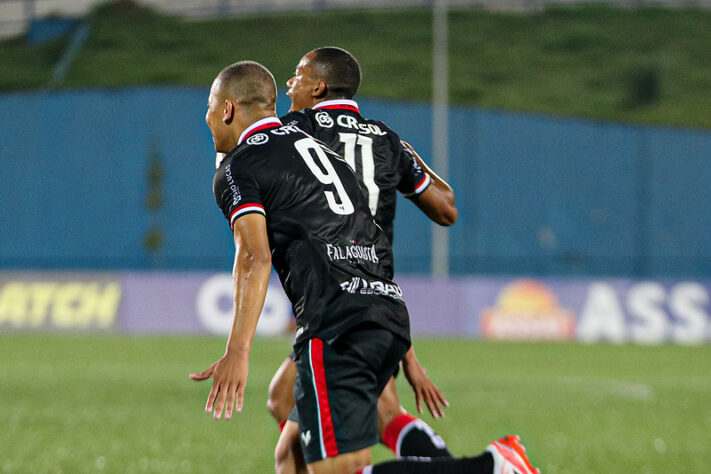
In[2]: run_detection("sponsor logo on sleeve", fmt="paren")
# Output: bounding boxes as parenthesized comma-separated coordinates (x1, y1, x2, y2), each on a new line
(224, 165, 242, 206)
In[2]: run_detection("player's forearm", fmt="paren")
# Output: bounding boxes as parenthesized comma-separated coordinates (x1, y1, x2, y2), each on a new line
(225, 249, 272, 357)
(426, 176, 456, 213)
(401, 140, 455, 195)
(413, 182, 458, 226)
(413, 153, 457, 216)
(400, 346, 418, 367)
(401, 141, 457, 225)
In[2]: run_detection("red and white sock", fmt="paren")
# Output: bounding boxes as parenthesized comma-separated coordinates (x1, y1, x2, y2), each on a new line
(382, 413, 452, 458)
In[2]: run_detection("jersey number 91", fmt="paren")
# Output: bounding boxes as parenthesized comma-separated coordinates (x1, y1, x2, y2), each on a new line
(295, 138, 355, 216)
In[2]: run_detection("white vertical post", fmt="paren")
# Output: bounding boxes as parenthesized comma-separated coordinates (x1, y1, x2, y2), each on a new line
(432, 0, 449, 277)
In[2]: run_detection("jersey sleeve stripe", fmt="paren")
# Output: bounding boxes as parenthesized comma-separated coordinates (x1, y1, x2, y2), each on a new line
(308, 338, 339, 458)
(229, 203, 266, 226)
(403, 173, 432, 198)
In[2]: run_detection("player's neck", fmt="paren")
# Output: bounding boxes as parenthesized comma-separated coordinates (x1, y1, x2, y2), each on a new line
(242, 109, 277, 125)
(236, 109, 279, 138)
(313, 95, 350, 107)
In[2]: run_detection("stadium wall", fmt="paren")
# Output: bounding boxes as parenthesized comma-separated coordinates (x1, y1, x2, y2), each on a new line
(1, 271, 710, 344)
(1, 87, 711, 276)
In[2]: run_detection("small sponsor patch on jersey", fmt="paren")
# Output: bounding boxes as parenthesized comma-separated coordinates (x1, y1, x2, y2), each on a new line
(315, 111, 334, 128)
(224, 165, 242, 206)
(246, 133, 269, 145)
(339, 277, 404, 301)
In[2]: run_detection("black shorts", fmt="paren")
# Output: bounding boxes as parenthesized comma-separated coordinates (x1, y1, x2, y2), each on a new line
(290, 323, 409, 464)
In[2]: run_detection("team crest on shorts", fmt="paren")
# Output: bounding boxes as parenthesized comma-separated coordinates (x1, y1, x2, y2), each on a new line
(246, 133, 269, 145)
(315, 111, 334, 128)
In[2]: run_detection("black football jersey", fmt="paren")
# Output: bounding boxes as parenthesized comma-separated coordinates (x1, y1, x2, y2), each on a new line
(281, 99, 431, 243)
(213, 117, 410, 346)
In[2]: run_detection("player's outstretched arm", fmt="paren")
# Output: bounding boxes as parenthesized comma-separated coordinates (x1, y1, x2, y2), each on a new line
(190, 213, 272, 420)
(401, 346, 449, 419)
(401, 141, 458, 226)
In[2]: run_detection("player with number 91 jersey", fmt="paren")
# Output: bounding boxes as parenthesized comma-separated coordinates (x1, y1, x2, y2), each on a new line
(281, 99, 431, 243)
(213, 117, 410, 347)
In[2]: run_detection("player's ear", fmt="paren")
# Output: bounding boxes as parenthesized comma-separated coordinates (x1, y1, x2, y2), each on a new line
(313, 80, 327, 99)
(223, 99, 235, 125)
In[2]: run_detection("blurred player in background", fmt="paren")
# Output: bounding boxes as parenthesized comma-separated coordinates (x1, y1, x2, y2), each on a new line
(270, 46, 456, 473)
(199, 60, 539, 474)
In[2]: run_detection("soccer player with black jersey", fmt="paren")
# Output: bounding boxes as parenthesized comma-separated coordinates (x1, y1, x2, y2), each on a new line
(193, 61, 540, 474)
(268, 47, 458, 472)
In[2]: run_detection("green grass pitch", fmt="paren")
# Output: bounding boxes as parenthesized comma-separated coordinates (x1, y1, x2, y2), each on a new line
(1, 334, 709, 473)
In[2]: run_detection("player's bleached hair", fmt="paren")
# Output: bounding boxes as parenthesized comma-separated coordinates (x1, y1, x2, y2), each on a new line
(310, 46, 361, 99)
(215, 60, 277, 109)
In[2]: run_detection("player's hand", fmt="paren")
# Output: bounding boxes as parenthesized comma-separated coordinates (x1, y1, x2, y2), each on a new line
(401, 354, 449, 419)
(190, 351, 249, 420)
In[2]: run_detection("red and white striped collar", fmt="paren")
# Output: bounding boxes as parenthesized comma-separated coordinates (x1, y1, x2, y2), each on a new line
(238, 116, 283, 145)
(313, 99, 360, 114)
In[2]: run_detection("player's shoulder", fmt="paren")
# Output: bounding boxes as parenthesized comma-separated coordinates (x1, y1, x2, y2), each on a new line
(242, 123, 307, 151)
(340, 109, 397, 138)
(216, 135, 273, 176)
(368, 117, 399, 139)
(214, 148, 249, 186)
(280, 109, 310, 126)
(281, 108, 335, 131)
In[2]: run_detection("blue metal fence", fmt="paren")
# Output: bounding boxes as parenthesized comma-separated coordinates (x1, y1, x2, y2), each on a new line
(1, 87, 710, 276)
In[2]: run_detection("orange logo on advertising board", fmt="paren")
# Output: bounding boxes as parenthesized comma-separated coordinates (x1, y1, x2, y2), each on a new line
(480, 279, 575, 341)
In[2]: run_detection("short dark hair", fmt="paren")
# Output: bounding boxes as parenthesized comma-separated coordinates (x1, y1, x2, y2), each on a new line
(310, 47, 361, 99)
(216, 60, 276, 109)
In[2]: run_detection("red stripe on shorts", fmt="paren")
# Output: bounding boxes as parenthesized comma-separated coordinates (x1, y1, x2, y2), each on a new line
(310, 338, 339, 457)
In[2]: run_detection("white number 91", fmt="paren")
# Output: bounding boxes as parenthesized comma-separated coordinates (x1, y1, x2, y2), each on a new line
(295, 138, 355, 215)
